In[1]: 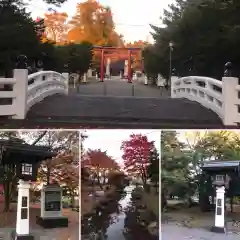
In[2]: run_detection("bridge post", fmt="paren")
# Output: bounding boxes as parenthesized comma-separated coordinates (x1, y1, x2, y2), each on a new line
(12, 69, 28, 119)
(222, 76, 239, 125)
(62, 72, 69, 95)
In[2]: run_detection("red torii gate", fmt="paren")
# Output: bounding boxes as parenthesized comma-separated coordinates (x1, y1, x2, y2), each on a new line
(93, 46, 143, 83)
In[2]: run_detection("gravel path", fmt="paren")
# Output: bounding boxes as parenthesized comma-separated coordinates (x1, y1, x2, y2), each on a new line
(161, 224, 240, 240)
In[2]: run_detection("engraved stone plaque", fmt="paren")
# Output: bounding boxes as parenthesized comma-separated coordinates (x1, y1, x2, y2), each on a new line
(21, 208, 28, 219)
(22, 196, 27, 208)
(217, 207, 222, 215)
(45, 191, 61, 211)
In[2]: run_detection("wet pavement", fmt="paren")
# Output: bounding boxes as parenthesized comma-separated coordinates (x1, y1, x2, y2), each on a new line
(81, 185, 158, 240)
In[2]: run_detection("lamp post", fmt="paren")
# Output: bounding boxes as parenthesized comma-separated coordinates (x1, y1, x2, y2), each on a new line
(169, 41, 173, 87)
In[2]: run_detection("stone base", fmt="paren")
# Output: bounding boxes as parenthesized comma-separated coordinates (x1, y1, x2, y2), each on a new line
(36, 216, 68, 228)
(210, 226, 226, 233)
(11, 231, 34, 240)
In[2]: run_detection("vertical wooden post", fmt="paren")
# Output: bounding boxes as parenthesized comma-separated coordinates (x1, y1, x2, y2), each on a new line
(100, 49, 104, 82)
(127, 50, 132, 83)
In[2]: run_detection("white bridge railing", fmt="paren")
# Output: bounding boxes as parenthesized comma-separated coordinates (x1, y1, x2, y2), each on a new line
(0, 69, 68, 119)
(171, 75, 239, 125)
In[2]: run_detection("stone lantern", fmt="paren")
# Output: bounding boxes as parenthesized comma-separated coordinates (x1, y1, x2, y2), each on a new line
(0, 139, 56, 240)
(201, 160, 240, 234)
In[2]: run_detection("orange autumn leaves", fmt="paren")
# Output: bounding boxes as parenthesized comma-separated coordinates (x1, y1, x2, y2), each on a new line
(43, 0, 124, 46)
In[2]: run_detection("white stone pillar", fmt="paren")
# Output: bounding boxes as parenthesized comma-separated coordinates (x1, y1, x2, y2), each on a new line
(124, 60, 128, 77)
(133, 73, 137, 81)
(170, 76, 179, 98)
(157, 74, 166, 87)
(95, 73, 98, 80)
(144, 75, 148, 85)
(106, 58, 111, 77)
(16, 180, 31, 236)
(222, 76, 238, 126)
(62, 72, 69, 95)
(87, 69, 92, 78)
(12, 69, 28, 119)
(211, 186, 226, 233)
(83, 73, 87, 83)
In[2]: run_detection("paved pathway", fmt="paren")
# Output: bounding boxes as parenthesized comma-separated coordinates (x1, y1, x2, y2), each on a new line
(162, 224, 240, 240)
(0, 78, 223, 128)
(0, 227, 79, 240)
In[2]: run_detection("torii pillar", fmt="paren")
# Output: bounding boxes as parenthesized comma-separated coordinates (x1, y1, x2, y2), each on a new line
(127, 50, 132, 83)
(100, 49, 105, 82)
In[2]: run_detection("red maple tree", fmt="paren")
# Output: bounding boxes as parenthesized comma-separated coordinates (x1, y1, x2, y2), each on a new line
(121, 134, 154, 185)
(83, 149, 119, 187)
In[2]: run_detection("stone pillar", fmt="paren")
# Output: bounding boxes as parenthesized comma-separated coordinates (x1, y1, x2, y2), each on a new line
(87, 69, 92, 78)
(15, 180, 33, 239)
(222, 76, 238, 126)
(211, 186, 226, 233)
(83, 73, 87, 83)
(96, 72, 98, 80)
(157, 74, 166, 87)
(61, 72, 69, 95)
(106, 58, 111, 78)
(170, 76, 179, 98)
(133, 73, 137, 80)
(124, 60, 128, 77)
(12, 69, 28, 120)
(144, 75, 148, 85)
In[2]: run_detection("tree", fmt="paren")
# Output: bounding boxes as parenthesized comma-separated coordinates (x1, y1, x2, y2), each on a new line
(125, 40, 147, 71)
(161, 131, 197, 208)
(30, 131, 79, 185)
(0, 0, 40, 76)
(53, 42, 93, 75)
(83, 149, 119, 189)
(68, 0, 123, 46)
(147, 146, 159, 184)
(146, 0, 240, 80)
(121, 134, 154, 185)
(43, 11, 69, 44)
(108, 171, 126, 189)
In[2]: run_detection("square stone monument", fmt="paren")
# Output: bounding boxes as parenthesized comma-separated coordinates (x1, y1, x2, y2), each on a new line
(36, 183, 68, 228)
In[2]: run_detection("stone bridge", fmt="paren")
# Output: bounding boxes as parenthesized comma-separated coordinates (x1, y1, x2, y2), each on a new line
(0, 73, 222, 128)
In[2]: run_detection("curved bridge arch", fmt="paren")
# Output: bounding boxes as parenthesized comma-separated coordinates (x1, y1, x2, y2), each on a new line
(171, 75, 239, 126)
(0, 70, 68, 119)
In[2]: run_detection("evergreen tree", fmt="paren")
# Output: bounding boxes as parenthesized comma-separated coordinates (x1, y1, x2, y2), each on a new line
(147, 147, 159, 184)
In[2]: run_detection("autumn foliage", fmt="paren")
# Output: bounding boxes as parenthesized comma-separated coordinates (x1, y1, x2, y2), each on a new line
(42, 0, 123, 47)
(83, 149, 119, 170)
(121, 134, 154, 184)
(39, 152, 79, 190)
